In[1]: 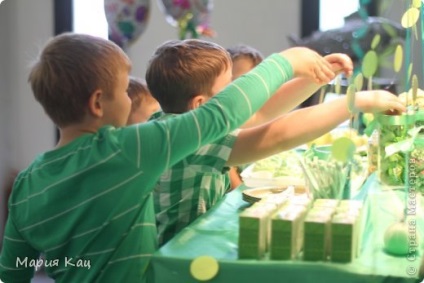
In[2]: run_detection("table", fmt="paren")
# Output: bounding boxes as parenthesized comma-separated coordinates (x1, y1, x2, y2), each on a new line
(150, 174, 424, 283)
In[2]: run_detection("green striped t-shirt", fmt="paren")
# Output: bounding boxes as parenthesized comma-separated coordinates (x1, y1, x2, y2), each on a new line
(0, 53, 293, 283)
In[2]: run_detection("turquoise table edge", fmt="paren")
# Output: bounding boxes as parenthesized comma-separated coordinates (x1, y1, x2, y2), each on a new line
(150, 173, 423, 283)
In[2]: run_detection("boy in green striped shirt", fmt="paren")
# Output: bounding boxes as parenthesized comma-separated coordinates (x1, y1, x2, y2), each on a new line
(148, 39, 406, 246)
(0, 33, 341, 282)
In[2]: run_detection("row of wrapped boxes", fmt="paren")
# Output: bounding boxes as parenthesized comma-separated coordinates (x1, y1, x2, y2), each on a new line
(238, 188, 295, 259)
(238, 196, 363, 262)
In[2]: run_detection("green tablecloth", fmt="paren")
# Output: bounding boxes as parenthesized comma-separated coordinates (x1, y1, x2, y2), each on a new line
(151, 174, 424, 283)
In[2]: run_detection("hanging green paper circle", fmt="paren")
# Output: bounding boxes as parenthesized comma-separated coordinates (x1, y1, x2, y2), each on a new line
(371, 34, 381, 50)
(331, 137, 356, 163)
(362, 50, 378, 78)
(408, 63, 413, 84)
(412, 0, 421, 8)
(346, 85, 356, 114)
(412, 74, 418, 102)
(335, 76, 342, 94)
(401, 8, 420, 28)
(393, 45, 403, 73)
(354, 73, 364, 91)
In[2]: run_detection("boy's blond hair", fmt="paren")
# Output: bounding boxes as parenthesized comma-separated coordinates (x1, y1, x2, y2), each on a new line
(146, 39, 231, 113)
(28, 33, 131, 127)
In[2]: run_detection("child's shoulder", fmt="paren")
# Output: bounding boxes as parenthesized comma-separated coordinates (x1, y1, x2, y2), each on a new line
(15, 127, 123, 179)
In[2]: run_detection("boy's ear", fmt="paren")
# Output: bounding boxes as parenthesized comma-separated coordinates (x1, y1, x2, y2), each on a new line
(188, 95, 207, 110)
(88, 89, 104, 118)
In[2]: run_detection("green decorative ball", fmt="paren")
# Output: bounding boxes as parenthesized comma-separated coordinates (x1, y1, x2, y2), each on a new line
(384, 222, 410, 256)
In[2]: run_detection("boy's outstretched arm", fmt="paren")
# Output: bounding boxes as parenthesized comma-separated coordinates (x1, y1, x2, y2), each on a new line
(242, 53, 353, 128)
(128, 47, 337, 174)
(227, 90, 406, 166)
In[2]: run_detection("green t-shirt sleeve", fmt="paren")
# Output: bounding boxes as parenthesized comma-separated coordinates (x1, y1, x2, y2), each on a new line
(0, 217, 39, 283)
(120, 53, 293, 180)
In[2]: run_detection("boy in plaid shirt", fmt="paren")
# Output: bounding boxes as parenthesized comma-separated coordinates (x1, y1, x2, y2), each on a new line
(148, 39, 405, 246)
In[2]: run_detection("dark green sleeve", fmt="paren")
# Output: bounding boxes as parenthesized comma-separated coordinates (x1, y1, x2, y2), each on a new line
(122, 53, 293, 181)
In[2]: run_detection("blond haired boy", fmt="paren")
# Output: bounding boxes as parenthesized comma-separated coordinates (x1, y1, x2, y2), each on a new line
(0, 33, 339, 282)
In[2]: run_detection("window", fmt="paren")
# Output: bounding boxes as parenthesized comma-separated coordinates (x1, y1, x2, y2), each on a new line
(319, 0, 360, 31)
(73, 0, 108, 38)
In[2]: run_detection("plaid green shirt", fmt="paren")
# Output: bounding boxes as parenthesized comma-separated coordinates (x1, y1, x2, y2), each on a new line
(151, 112, 239, 245)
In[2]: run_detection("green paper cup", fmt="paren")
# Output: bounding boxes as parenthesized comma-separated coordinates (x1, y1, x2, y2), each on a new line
(312, 145, 332, 160)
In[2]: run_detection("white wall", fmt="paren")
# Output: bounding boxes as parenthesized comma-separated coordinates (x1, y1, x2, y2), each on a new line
(0, 0, 12, 243)
(0, 0, 55, 170)
(0, 0, 54, 244)
(129, 0, 300, 78)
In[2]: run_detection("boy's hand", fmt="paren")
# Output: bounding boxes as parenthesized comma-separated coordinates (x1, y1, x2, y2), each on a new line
(324, 53, 353, 77)
(280, 47, 335, 85)
(355, 90, 406, 114)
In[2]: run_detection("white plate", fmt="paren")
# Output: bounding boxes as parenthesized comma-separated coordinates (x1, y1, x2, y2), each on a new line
(242, 185, 306, 204)
(241, 163, 305, 188)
